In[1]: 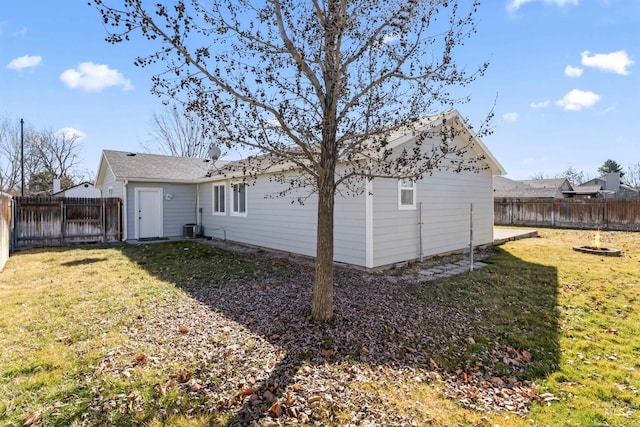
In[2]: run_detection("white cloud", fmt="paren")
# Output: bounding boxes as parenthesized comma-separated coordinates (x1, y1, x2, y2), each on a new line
(507, 0, 578, 12)
(507, 0, 534, 11)
(56, 127, 87, 140)
(564, 65, 583, 77)
(530, 100, 550, 109)
(580, 50, 633, 75)
(6, 55, 42, 71)
(556, 89, 600, 111)
(60, 62, 134, 92)
(503, 112, 519, 122)
(12, 27, 27, 37)
(381, 33, 400, 45)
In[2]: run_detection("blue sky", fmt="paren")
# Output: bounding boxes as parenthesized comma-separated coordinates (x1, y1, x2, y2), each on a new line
(1, 0, 638, 180)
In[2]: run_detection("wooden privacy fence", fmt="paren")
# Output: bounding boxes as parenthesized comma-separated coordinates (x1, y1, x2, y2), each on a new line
(12, 197, 122, 250)
(0, 192, 11, 270)
(495, 198, 640, 231)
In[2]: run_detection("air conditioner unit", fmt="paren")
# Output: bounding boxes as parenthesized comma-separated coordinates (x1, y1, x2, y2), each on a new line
(183, 224, 198, 238)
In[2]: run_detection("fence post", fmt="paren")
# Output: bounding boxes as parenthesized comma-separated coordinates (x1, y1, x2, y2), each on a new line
(60, 199, 65, 246)
(102, 198, 106, 242)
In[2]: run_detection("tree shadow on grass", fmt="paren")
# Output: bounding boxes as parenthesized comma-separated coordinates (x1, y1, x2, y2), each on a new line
(60, 257, 109, 267)
(118, 242, 560, 425)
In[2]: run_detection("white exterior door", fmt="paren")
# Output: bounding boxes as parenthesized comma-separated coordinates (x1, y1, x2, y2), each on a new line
(136, 188, 162, 239)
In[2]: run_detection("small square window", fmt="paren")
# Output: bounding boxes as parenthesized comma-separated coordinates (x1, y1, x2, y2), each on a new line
(398, 178, 416, 210)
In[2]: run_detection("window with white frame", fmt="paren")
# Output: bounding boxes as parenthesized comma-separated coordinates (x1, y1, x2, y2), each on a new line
(232, 182, 247, 215)
(398, 178, 416, 209)
(212, 183, 225, 215)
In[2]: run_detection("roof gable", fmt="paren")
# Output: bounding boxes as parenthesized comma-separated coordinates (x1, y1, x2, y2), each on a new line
(384, 110, 506, 175)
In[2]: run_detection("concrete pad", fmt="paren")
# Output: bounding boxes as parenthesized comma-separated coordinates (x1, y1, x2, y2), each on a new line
(493, 228, 538, 245)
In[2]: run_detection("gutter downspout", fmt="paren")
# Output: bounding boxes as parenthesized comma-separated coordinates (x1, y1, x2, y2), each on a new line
(469, 203, 474, 272)
(365, 179, 374, 268)
(419, 202, 424, 262)
(122, 180, 128, 241)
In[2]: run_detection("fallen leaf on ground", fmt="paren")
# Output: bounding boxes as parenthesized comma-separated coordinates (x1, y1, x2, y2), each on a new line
(268, 401, 283, 417)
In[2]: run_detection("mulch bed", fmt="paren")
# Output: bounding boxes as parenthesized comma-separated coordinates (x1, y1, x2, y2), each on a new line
(95, 244, 542, 425)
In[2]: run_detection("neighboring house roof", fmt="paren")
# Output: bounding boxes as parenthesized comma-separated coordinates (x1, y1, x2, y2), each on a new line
(493, 176, 572, 198)
(571, 184, 603, 194)
(620, 184, 640, 194)
(494, 186, 564, 198)
(580, 178, 605, 187)
(52, 181, 98, 196)
(97, 150, 216, 183)
(494, 176, 531, 189)
(570, 173, 639, 197)
(521, 178, 571, 191)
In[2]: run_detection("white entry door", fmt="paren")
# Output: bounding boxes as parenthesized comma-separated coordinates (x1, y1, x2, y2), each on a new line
(136, 188, 163, 239)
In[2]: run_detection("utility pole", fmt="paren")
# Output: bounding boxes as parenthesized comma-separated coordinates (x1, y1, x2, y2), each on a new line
(20, 118, 25, 196)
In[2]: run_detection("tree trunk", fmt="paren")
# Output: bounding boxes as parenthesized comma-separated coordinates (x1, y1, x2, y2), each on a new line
(312, 169, 335, 321)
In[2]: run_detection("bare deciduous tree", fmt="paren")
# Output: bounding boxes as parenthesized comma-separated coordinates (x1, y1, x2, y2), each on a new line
(0, 117, 40, 195)
(626, 162, 640, 189)
(33, 128, 83, 179)
(29, 128, 83, 193)
(93, 0, 490, 320)
(1, 118, 86, 195)
(557, 165, 590, 186)
(144, 104, 210, 158)
(0, 117, 22, 194)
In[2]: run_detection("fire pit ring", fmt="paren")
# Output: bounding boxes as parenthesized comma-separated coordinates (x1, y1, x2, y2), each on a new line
(572, 246, 622, 257)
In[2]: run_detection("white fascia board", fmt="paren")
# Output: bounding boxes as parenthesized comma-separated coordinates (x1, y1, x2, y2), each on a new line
(116, 177, 199, 184)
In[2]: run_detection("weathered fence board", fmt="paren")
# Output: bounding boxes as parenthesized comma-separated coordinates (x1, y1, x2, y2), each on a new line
(495, 198, 640, 231)
(12, 197, 122, 250)
(0, 193, 11, 270)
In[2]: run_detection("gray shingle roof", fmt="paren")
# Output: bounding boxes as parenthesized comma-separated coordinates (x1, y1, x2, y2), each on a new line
(494, 187, 562, 198)
(103, 150, 213, 181)
(520, 178, 569, 189)
(493, 176, 570, 198)
(572, 184, 603, 194)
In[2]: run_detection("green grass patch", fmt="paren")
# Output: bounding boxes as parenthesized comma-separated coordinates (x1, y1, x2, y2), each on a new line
(1, 230, 639, 426)
(0, 242, 291, 426)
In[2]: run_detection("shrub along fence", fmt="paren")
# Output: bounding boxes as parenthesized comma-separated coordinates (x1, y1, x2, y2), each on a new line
(495, 198, 640, 231)
(12, 196, 122, 250)
(0, 192, 11, 271)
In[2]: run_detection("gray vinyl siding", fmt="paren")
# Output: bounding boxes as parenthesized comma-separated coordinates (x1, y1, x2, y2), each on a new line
(371, 167, 494, 267)
(126, 182, 198, 239)
(199, 173, 367, 266)
(100, 168, 122, 198)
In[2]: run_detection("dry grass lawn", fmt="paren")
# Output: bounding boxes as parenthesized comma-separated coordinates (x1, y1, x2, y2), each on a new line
(0, 227, 638, 426)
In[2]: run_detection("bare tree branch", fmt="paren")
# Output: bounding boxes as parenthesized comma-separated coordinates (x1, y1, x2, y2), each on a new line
(92, 0, 490, 320)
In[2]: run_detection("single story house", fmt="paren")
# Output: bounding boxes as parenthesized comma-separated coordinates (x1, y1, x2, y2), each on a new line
(569, 173, 639, 199)
(95, 110, 506, 269)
